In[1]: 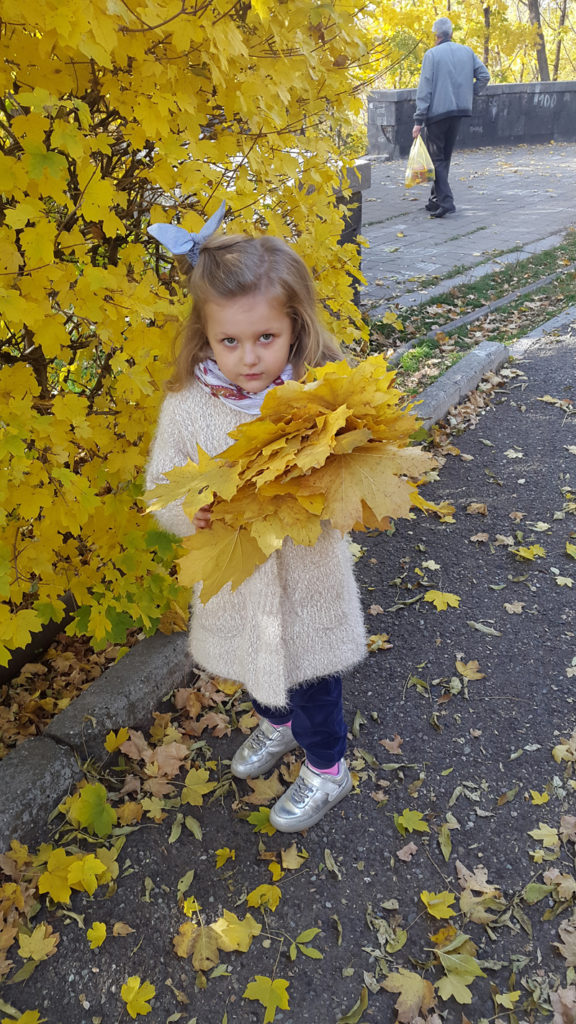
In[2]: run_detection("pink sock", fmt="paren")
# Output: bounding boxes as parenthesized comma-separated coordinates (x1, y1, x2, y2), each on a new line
(307, 760, 340, 776)
(270, 720, 292, 730)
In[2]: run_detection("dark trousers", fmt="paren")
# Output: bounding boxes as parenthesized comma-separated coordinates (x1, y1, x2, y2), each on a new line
(252, 674, 347, 770)
(425, 116, 461, 211)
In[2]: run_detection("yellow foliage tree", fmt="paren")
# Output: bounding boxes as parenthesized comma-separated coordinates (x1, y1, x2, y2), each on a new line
(0, 1, 373, 664)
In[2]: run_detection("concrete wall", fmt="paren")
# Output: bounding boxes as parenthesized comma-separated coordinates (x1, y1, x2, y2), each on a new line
(368, 81, 576, 159)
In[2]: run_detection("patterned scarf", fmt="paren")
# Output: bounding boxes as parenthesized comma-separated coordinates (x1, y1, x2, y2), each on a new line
(194, 358, 293, 415)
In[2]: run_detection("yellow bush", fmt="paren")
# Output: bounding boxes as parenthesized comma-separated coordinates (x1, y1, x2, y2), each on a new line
(0, 1, 370, 663)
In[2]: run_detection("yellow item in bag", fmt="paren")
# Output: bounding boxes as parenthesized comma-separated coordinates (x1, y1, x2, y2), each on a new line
(405, 135, 435, 188)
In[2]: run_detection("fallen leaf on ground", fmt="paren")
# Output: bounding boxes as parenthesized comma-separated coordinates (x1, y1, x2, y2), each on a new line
(555, 919, 576, 966)
(280, 844, 308, 869)
(246, 884, 281, 911)
(173, 922, 220, 970)
(243, 975, 290, 1023)
(467, 621, 502, 636)
(243, 770, 284, 806)
(121, 976, 156, 1019)
(367, 633, 392, 650)
(455, 660, 484, 680)
(420, 890, 456, 919)
(86, 922, 106, 949)
(424, 590, 460, 611)
(381, 969, 436, 1022)
(504, 601, 525, 614)
(380, 734, 403, 753)
(551, 985, 576, 1024)
(113, 922, 136, 936)
(18, 924, 59, 962)
(397, 842, 418, 862)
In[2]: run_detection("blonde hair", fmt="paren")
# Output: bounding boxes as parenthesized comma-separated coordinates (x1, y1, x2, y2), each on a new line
(166, 233, 342, 391)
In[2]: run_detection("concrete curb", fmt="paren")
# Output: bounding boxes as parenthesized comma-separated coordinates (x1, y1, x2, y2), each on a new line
(3, 308, 576, 850)
(414, 341, 510, 428)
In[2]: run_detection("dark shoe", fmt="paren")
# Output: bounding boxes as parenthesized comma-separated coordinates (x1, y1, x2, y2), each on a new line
(430, 206, 456, 219)
(425, 200, 439, 212)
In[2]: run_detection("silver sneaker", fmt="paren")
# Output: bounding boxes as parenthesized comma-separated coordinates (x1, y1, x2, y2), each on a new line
(269, 761, 352, 832)
(230, 720, 299, 779)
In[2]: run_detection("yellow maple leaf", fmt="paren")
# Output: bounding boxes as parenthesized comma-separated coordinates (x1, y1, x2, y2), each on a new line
(37, 847, 74, 903)
(211, 908, 262, 952)
(178, 522, 269, 604)
(512, 544, 546, 560)
(367, 633, 392, 651)
(215, 847, 236, 869)
(172, 922, 220, 970)
(147, 355, 443, 602)
(86, 921, 106, 948)
(18, 923, 60, 961)
(244, 770, 285, 806)
(567, 542, 576, 559)
(243, 975, 290, 1023)
(68, 854, 107, 896)
(120, 976, 156, 1019)
(455, 659, 484, 680)
(246, 884, 282, 911)
(424, 590, 460, 611)
(381, 968, 436, 1022)
(420, 890, 456, 919)
(496, 991, 522, 1008)
(182, 896, 202, 917)
(0, 1013, 46, 1024)
(395, 809, 430, 836)
(268, 862, 284, 882)
(181, 767, 217, 806)
(530, 789, 550, 804)
(280, 844, 308, 870)
(104, 727, 130, 752)
(527, 823, 560, 848)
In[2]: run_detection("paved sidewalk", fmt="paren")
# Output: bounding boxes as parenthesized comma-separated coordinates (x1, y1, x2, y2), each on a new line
(360, 142, 576, 309)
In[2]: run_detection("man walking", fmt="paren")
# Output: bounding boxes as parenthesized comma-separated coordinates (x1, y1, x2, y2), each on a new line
(413, 17, 490, 218)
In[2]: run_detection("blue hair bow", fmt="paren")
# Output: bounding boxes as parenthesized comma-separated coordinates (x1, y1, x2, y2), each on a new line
(147, 201, 226, 267)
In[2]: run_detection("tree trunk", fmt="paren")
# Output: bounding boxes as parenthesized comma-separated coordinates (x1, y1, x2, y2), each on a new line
(483, 4, 491, 66)
(527, 0, 551, 80)
(553, 0, 568, 80)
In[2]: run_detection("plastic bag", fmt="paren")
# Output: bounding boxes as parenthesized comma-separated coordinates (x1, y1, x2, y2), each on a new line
(405, 135, 435, 188)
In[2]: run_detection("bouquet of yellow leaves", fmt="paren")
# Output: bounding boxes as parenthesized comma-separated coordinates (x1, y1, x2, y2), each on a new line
(146, 355, 449, 603)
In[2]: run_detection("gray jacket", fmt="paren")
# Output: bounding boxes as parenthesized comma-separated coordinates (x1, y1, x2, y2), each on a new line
(414, 39, 490, 125)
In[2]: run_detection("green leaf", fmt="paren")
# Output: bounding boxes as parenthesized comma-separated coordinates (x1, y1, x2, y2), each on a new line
(185, 816, 202, 840)
(522, 882, 553, 904)
(438, 823, 452, 862)
(68, 783, 117, 838)
(299, 945, 323, 959)
(296, 928, 320, 943)
(337, 986, 369, 1024)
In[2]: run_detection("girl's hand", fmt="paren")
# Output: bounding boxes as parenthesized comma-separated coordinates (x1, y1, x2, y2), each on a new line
(193, 504, 212, 530)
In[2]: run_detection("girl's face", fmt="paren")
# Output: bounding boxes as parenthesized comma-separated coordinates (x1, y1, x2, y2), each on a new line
(204, 292, 293, 393)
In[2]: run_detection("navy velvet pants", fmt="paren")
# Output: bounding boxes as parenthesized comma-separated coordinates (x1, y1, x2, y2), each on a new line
(252, 673, 347, 770)
(425, 116, 461, 211)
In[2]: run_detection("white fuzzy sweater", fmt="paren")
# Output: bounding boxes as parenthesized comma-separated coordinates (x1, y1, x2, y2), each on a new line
(146, 380, 367, 708)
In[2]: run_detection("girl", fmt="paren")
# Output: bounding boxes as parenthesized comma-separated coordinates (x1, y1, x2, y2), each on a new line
(146, 214, 366, 832)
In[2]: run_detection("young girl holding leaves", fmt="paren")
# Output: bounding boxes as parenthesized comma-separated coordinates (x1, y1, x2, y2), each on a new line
(146, 209, 366, 832)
